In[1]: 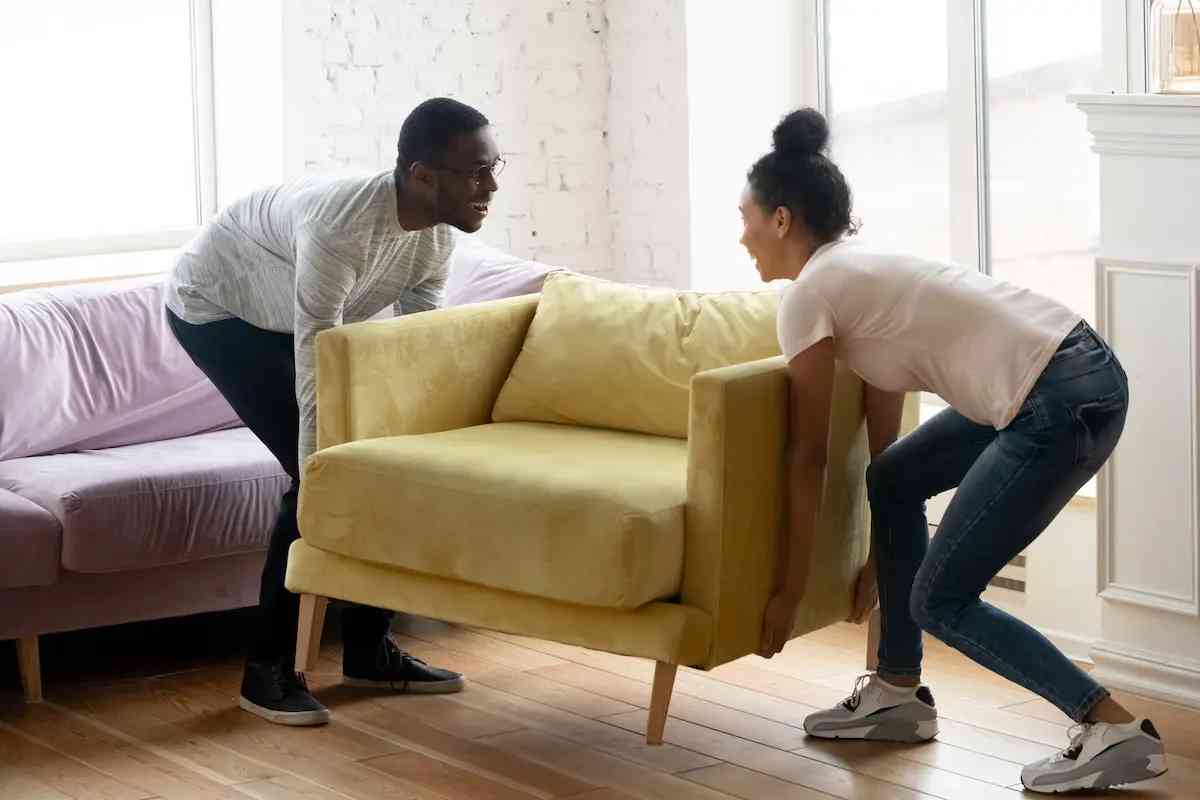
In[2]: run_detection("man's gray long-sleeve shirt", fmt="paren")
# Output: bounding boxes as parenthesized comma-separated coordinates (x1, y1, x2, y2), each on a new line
(165, 170, 456, 469)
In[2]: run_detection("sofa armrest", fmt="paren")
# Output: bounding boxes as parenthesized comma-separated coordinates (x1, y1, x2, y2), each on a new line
(686, 355, 890, 668)
(315, 294, 539, 450)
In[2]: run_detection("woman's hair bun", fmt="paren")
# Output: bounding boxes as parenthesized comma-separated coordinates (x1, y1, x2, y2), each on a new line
(772, 108, 829, 158)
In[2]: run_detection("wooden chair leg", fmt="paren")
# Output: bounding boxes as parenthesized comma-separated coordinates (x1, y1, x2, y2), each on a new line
(296, 594, 329, 673)
(866, 606, 881, 671)
(646, 661, 677, 745)
(17, 636, 42, 703)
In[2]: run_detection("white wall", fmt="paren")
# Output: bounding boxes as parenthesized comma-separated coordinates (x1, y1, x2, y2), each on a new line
(607, 0, 691, 287)
(282, 0, 615, 276)
(685, 0, 813, 291)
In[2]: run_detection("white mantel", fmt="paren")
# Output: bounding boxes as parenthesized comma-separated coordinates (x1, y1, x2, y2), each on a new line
(1071, 93, 1200, 708)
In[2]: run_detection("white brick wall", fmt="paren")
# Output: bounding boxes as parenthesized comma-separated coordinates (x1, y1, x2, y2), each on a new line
(282, 0, 692, 285)
(606, 0, 690, 287)
(283, 0, 616, 276)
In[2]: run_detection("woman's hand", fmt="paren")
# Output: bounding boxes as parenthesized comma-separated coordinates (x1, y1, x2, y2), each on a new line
(847, 557, 878, 624)
(758, 588, 802, 658)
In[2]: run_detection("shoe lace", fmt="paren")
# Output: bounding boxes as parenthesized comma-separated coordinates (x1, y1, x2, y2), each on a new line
(377, 636, 428, 686)
(841, 673, 872, 712)
(1056, 723, 1091, 762)
(272, 661, 311, 695)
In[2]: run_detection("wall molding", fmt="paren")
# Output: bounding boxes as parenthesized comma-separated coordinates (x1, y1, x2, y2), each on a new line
(1091, 639, 1200, 710)
(1071, 93, 1200, 159)
(1089, 137, 1200, 159)
(1096, 259, 1200, 616)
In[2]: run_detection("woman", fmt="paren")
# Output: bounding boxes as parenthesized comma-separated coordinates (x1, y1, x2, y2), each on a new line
(745, 108, 1166, 793)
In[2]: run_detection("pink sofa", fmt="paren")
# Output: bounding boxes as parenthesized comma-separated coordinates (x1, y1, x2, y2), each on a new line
(0, 238, 558, 702)
(0, 277, 288, 702)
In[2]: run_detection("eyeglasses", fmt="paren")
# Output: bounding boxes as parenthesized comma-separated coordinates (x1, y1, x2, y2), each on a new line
(436, 156, 506, 185)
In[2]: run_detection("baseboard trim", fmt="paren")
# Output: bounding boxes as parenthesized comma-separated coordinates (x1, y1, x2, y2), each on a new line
(1090, 640, 1200, 710)
(1039, 627, 1097, 665)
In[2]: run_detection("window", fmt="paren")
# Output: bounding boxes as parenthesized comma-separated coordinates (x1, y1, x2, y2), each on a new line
(826, 0, 1112, 317)
(827, 1, 955, 262)
(686, 0, 812, 291)
(0, 0, 282, 283)
(0, 2, 211, 261)
(986, 0, 1103, 325)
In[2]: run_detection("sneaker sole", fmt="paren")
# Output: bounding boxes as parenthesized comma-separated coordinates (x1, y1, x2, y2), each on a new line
(1022, 747, 1167, 793)
(342, 676, 466, 694)
(806, 718, 939, 743)
(238, 696, 331, 726)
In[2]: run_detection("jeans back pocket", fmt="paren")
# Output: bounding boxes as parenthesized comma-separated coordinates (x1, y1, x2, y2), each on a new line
(1073, 389, 1127, 467)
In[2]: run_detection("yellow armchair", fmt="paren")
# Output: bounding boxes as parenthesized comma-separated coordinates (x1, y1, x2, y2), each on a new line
(287, 279, 919, 744)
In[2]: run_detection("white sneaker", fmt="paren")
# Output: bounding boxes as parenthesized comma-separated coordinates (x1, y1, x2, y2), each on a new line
(803, 673, 938, 742)
(1021, 718, 1167, 793)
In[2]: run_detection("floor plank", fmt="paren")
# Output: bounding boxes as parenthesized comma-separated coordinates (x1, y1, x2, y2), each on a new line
(51, 685, 279, 787)
(680, 763, 845, 800)
(476, 669, 641, 720)
(595, 711, 941, 800)
(439, 679, 721, 773)
(0, 725, 155, 800)
(362, 750, 544, 799)
(4, 613, 1198, 800)
(232, 774, 352, 800)
(1, 703, 255, 800)
(479, 728, 738, 800)
(0, 768, 75, 800)
(332, 703, 596, 798)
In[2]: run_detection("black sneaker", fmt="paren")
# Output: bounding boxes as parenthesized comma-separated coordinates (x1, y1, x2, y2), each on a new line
(238, 658, 331, 726)
(343, 636, 465, 693)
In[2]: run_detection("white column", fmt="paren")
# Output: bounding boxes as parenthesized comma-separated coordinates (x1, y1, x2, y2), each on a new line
(1072, 93, 1200, 709)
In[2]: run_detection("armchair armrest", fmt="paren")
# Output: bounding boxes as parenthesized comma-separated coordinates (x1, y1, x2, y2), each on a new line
(685, 355, 879, 668)
(315, 294, 539, 450)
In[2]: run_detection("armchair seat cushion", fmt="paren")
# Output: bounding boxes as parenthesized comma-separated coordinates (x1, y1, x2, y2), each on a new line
(298, 422, 688, 610)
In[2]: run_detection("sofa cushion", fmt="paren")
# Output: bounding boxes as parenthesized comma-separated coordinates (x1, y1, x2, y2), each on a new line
(492, 272, 781, 438)
(0, 488, 60, 589)
(0, 276, 242, 460)
(0, 428, 288, 573)
(299, 422, 688, 610)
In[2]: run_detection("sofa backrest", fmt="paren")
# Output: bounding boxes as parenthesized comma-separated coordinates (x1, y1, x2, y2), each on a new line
(0, 277, 241, 460)
(492, 272, 782, 438)
(443, 234, 563, 307)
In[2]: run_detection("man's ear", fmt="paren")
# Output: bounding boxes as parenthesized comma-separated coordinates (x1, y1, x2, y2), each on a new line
(774, 205, 793, 240)
(409, 162, 437, 190)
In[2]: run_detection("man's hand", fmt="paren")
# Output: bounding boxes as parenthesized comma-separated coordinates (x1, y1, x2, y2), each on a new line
(847, 557, 878, 624)
(758, 589, 802, 658)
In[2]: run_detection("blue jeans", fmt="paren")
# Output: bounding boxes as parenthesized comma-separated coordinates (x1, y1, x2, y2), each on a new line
(868, 322, 1128, 722)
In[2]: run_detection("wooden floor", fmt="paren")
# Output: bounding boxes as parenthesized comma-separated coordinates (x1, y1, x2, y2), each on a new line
(2, 613, 1197, 799)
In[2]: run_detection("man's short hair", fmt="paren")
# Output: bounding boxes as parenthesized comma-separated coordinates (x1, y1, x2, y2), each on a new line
(395, 98, 489, 182)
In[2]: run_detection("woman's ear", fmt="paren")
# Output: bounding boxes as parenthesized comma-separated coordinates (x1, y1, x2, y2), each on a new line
(774, 205, 793, 240)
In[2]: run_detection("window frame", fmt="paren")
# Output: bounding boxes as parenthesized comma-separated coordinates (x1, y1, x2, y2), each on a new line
(0, 0, 218, 265)
(808, 0, 1141, 275)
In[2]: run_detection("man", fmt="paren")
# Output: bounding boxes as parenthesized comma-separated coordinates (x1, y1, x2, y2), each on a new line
(165, 98, 502, 725)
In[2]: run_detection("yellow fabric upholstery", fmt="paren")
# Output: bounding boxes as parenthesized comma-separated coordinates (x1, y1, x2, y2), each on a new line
(686, 356, 876, 666)
(492, 272, 781, 438)
(315, 294, 539, 450)
(291, 286, 920, 673)
(299, 422, 688, 610)
(286, 540, 713, 666)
